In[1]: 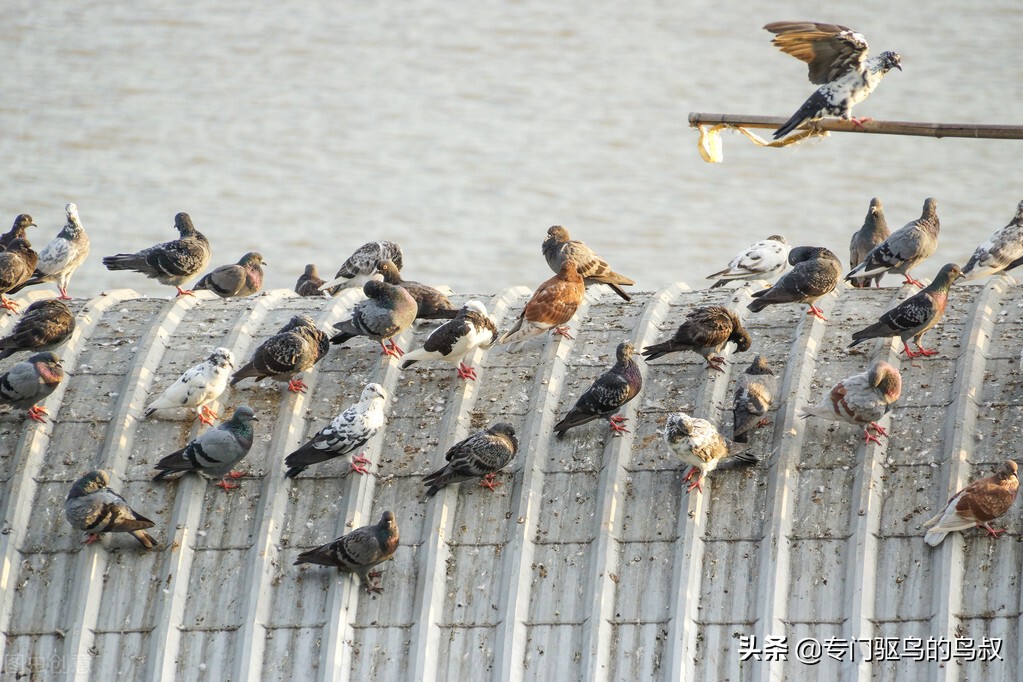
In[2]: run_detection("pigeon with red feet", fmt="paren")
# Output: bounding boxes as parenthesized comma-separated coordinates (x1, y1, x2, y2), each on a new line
(642, 305, 751, 371)
(748, 245, 841, 320)
(846, 198, 940, 288)
(554, 341, 642, 438)
(497, 260, 585, 352)
(319, 240, 403, 295)
(0, 238, 38, 312)
(152, 404, 257, 490)
(400, 300, 497, 380)
(376, 259, 457, 320)
(193, 251, 266, 298)
(145, 347, 235, 425)
(924, 460, 1019, 546)
(663, 412, 757, 494)
(294, 511, 400, 594)
(330, 279, 418, 358)
(849, 198, 890, 288)
(102, 212, 211, 296)
(962, 201, 1023, 280)
(65, 470, 156, 549)
(707, 235, 790, 289)
(232, 314, 330, 392)
(800, 360, 902, 444)
(542, 225, 635, 301)
(423, 423, 518, 497)
(8, 203, 89, 300)
(0, 351, 64, 422)
(732, 354, 777, 444)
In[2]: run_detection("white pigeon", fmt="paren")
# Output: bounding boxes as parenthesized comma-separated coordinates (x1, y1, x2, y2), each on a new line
(706, 235, 790, 288)
(12, 203, 90, 300)
(319, 241, 403, 294)
(799, 360, 902, 444)
(662, 411, 757, 493)
(144, 347, 235, 425)
(400, 300, 498, 380)
(962, 201, 1023, 280)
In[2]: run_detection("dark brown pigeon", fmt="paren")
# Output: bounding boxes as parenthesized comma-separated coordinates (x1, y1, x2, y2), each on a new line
(732, 354, 776, 443)
(554, 342, 643, 437)
(748, 245, 842, 320)
(849, 198, 890, 288)
(542, 225, 635, 301)
(423, 423, 519, 497)
(193, 252, 266, 298)
(0, 239, 39, 313)
(641, 305, 751, 371)
(232, 315, 330, 393)
(377, 259, 457, 320)
(924, 461, 1019, 546)
(294, 511, 400, 594)
(295, 263, 327, 297)
(0, 214, 36, 251)
(103, 212, 211, 296)
(0, 298, 75, 360)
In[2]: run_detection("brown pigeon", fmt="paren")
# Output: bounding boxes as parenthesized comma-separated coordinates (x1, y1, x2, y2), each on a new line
(924, 461, 1019, 546)
(294, 511, 400, 594)
(641, 305, 751, 372)
(800, 360, 902, 444)
(542, 225, 635, 301)
(848, 198, 890, 288)
(294, 264, 327, 297)
(497, 260, 585, 351)
(0, 298, 75, 360)
(0, 214, 37, 251)
(193, 252, 266, 298)
(0, 238, 39, 313)
(748, 245, 842, 320)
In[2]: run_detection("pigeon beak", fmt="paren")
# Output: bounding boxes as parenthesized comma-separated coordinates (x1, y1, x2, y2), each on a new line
(251, 416, 260, 421)
(894, 63, 903, 72)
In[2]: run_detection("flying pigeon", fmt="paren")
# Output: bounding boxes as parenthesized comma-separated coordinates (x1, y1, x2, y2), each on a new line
(0, 214, 36, 251)
(7, 203, 90, 300)
(846, 198, 940, 288)
(663, 411, 758, 493)
(145, 347, 235, 425)
(849, 263, 963, 358)
(284, 383, 388, 478)
(376, 259, 457, 320)
(330, 279, 419, 358)
(849, 198, 891, 288)
(554, 341, 643, 437)
(641, 305, 751, 371)
(423, 422, 519, 496)
(923, 461, 1019, 546)
(193, 252, 266, 298)
(707, 235, 790, 289)
(962, 201, 1023, 280)
(732, 354, 777, 444)
(319, 241, 404, 295)
(400, 300, 498, 380)
(0, 299, 76, 361)
(102, 212, 211, 296)
(800, 360, 902, 444)
(0, 238, 38, 313)
(542, 225, 635, 301)
(496, 261, 586, 351)
(748, 245, 842, 320)
(0, 351, 64, 422)
(65, 470, 156, 549)
(294, 510, 400, 594)
(152, 404, 257, 490)
(764, 21, 902, 139)
(295, 263, 328, 297)
(232, 314, 330, 392)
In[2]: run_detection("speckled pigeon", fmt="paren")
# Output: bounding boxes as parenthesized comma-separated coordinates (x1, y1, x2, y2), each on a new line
(0, 238, 38, 313)
(294, 510, 400, 594)
(102, 212, 211, 296)
(849, 198, 890, 288)
(0, 351, 64, 422)
(962, 201, 1023, 280)
(319, 241, 404, 295)
(847, 198, 940, 288)
(641, 305, 751, 371)
(65, 470, 156, 549)
(400, 300, 497, 380)
(423, 423, 518, 496)
(924, 460, 1019, 546)
(376, 259, 456, 320)
(800, 360, 902, 444)
(542, 225, 634, 301)
(663, 411, 758, 493)
(145, 347, 235, 425)
(554, 342, 642, 437)
(232, 314, 330, 392)
(8, 203, 90, 300)
(748, 245, 841, 320)
(330, 279, 418, 358)
(849, 263, 963, 358)
(152, 404, 257, 490)
(193, 252, 266, 298)
(732, 354, 777, 444)
(707, 235, 790, 289)
(0, 214, 36, 251)
(0, 299, 75, 360)
(497, 261, 585, 351)
(295, 263, 327, 297)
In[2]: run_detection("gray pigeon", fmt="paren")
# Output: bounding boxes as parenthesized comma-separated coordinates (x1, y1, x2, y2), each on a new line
(423, 423, 518, 496)
(641, 306, 751, 371)
(846, 198, 940, 288)
(193, 252, 266, 298)
(284, 383, 388, 478)
(231, 314, 330, 393)
(152, 404, 258, 490)
(377, 259, 457, 320)
(294, 510, 400, 594)
(0, 351, 64, 422)
(542, 225, 634, 301)
(65, 470, 156, 549)
(0, 239, 39, 313)
(330, 279, 418, 358)
(319, 241, 404, 295)
(400, 300, 498, 380)
(295, 263, 328, 297)
(554, 342, 643, 437)
(8, 203, 89, 300)
(748, 246, 842, 320)
(849, 198, 890, 288)
(732, 354, 777, 444)
(0, 214, 37, 251)
(0, 299, 76, 360)
(102, 212, 211, 296)
(962, 201, 1023, 280)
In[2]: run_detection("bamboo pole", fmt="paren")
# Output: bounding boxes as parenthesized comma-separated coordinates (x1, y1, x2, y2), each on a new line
(688, 113, 1023, 140)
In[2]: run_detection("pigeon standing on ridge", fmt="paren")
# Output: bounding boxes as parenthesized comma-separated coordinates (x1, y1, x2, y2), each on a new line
(152, 405, 257, 490)
(0, 239, 39, 313)
(319, 241, 404, 295)
(400, 300, 498, 380)
(542, 225, 635, 301)
(554, 342, 643, 437)
(0, 351, 64, 422)
(923, 461, 1019, 546)
(849, 198, 890, 288)
(8, 203, 90, 300)
(748, 245, 842, 320)
(847, 198, 940, 288)
(962, 201, 1023, 280)
(849, 263, 963, 358)
(707, 235, 790, 289)
(376, 259, 457, 320)
(330, 280, 418, 358)
(284, 383, 387, 478)
(294, 511, 400, 594)
(295, 264, 327, 297)
(800, 360, 902, 444)
(145, 347, 235, 425)
(663, 411, 758, 493)
(764, 21, 902, 139)
(232, 314, 330, 392)
(65, 470, 156, 549)
(732, 354, 777, 444)
(423, 423, 519, 496)
(102, 212, 211, 296)
(0, 299, 76, 361)
(193, 252, 266, 298)
(0, 214, 36, 251)
(497, 261, 586, 351)
(642, 305, 751, 371)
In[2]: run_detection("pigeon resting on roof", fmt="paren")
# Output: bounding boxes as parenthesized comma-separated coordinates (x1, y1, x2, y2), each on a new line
(748, 245, 841, 320)
(497, 261, 586, 351)
(400, 300, 497, 380)
(423, 422, 518, 496)
(962, 201, 1023, 280)
(0, 299, 75, 361)
(847, 198, 940, 288)
(542, 225, 635, 301)
(707, 235, 790, 289)
(800, 360, 902, 444)
(764, 21, 901, 139)
(320, 241, 404, 295)
(0, 214, 37, 251)
(145, 347, 235, 425)
(849, 263, 963, 358)
(732, 354, 776, 444)
(0, 351, 64, 422)
(849, 198, 890, 288)
(8, 203, 90, 301)
(330, 279, 418, 358)
(193, 252, 266, 298)
(152, 404, 257, 490)
(554, 342, 643, 437)
(663, 412, 758, 493)
(924, 461, 1019, 546)
(642, 305, 751, 371)
(295, 264, 328, 298)
(294, 510, 400, 594)
(102, 212, 211, 296)
(377, 259, 457, 320)
(65, 470, 156, 549)
(284, 383, 387, 478)
(232, 314, 330, 393)
(0, 239, 38, 313)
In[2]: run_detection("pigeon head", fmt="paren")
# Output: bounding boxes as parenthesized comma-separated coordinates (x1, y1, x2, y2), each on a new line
(360, 382, 388, 403)
(363, 278, 406, 304)
(869, 197, 883, 214)
(877, 51, 902, 73)
(546, 225, 571, 243)
(283, 314, 316, 332)
(303, 263, 320, 277)
(766, 235, 787, 244)
(930, 263, 963, 290)
(174, 212, 197, 236)
(13, 214, 36, 230)
(868, 360, 902, 404)
(614, 342, 636, 363)
(462, 300, 488, 317)
(1013, 201, 1023, 225)
(209, 347, 235, 368)
(747, 354, 774, 375)
(729, 327, 752, 353)
(996, 460, 1018, 482)
(68, 470, 110, 498)
(921, 197, 938, 220)
(239, 252, 266, 267)
(229, 404, 258, 425)
(488, 422, 517, 440)
(664, 413, 693, 444)
(375, 510, 399, 540)
(376, 259, 402, 284)
(65, 203, 80, 223)
(28, 351, 62, 367)
(787, 245, 825, 265)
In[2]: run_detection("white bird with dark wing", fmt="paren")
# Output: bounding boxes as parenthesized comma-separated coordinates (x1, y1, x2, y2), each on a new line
(8, 203, 90, 300)
(765, 21, 901, 139)
(707, 235, 790, 289)
(663, 412, 758, 494)
(400, 300, 498, 380)
(144, 347, 235, 425)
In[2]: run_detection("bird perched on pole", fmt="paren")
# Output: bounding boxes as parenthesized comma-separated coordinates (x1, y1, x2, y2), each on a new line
(848, 198, 890, 288)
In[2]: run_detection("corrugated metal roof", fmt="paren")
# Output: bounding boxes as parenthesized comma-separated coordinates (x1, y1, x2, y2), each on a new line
(0, 279, 1019, 681)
